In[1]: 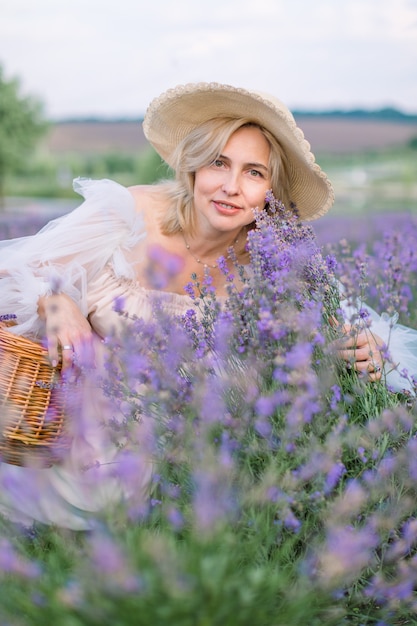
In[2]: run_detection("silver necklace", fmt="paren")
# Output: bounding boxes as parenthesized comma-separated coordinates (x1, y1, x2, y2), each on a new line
(181, 231, 239, 269)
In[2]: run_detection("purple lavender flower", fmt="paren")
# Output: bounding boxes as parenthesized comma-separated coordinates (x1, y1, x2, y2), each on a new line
(0, 538, 41, 578)
(87, 531, 140, 592)
(319, 524, 379, 583)
(324, 461, 346, 494)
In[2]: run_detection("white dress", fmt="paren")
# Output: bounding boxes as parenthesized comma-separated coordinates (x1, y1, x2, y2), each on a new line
(0, 178, 416, 529)
(0, 178, 196, 530)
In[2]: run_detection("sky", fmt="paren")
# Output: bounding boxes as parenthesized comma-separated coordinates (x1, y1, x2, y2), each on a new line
(1, 0, 417, 120)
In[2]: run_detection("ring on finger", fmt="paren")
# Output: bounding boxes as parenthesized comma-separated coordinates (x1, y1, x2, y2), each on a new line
(62, 345, 73, 351)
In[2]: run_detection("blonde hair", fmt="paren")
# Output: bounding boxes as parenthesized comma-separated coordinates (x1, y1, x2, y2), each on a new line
(157, 117, 291, 236)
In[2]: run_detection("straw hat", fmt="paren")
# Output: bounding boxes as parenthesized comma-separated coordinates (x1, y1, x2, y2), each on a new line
(143, 82, 334, 221)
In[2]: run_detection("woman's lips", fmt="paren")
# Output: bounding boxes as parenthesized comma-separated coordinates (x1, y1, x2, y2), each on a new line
(213, 200, 242, 215)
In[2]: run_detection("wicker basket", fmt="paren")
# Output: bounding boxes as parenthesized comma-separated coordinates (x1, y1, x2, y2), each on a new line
(0, 323, 73, 467)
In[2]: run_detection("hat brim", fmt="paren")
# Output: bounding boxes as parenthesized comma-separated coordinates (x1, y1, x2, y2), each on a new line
(143, 82, 334, 221)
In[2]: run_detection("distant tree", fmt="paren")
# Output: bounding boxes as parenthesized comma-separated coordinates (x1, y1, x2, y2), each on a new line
(0, 64, 48, 208)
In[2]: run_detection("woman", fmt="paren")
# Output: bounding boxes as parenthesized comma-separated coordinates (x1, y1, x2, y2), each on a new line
(0, 83, 412, 529)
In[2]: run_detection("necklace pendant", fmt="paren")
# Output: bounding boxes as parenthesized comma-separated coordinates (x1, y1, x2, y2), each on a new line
(181, 229, 236, 272)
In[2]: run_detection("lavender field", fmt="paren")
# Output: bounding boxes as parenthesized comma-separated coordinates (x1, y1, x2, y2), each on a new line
(1, 120, 417, 624)
(1, 192, 417, 625)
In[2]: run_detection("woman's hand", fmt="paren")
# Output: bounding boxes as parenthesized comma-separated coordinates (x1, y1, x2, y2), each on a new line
(38, 293, 95, 374)
(336, 324, 384, 382)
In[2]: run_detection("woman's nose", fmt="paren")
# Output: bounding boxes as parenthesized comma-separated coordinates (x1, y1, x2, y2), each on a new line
(221, 171, 240, 195)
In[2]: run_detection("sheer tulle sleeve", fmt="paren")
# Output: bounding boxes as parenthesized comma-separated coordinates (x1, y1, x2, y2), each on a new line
(340, 296, 417, 395)
(0, 178, 145, 337)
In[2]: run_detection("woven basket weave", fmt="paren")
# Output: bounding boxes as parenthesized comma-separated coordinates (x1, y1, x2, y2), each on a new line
(0, 323, 73, 467)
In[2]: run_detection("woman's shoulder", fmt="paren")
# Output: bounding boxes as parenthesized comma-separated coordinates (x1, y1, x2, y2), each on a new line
(73, 178, 169, 224)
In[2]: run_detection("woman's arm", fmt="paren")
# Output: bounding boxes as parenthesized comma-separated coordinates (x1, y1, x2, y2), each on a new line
(37, 293, 95, 372)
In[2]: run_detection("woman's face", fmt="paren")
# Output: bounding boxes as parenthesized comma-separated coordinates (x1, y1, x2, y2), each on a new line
(193, 125, 272, 234)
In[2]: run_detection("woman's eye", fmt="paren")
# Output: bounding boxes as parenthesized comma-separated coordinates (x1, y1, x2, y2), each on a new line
(212, 159, 224, 167)
(250, 169, 263, 178)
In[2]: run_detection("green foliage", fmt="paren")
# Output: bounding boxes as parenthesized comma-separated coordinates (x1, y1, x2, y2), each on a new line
(6, 146, 171, 199)
(0, 519, 340, 626)
(316, 145, 417, 214)
(0, 64, 48, 205)
(294, 107, 417, 122)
